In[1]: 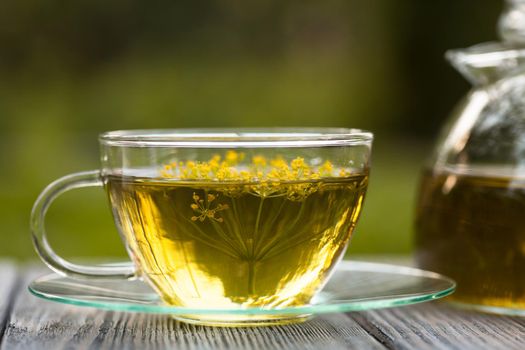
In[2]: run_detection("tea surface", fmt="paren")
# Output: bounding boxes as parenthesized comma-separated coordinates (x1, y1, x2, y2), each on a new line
(415, 168, 525, 308)
(107, 174, 367, 309)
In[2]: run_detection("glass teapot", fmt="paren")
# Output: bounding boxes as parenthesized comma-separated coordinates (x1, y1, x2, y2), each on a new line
(415, 0, 525, 313)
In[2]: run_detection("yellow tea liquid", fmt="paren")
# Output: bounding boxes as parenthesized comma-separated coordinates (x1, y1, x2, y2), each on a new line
(107, 174, 367, 309)
(415, 168, 525, 308)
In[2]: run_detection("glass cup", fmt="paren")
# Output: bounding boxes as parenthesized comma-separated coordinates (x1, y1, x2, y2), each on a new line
(31, 128, 373, 326)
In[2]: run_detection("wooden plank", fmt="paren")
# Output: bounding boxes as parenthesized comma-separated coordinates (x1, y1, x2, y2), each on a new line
(0, 266, 386, 350)
(0, 262, 18, 343)
(351, 302, 525, 350)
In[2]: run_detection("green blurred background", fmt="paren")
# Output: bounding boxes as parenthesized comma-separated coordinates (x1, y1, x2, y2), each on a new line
(0, 1, 502, 260)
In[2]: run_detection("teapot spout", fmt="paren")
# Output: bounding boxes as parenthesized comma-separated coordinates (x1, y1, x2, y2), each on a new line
(446, 43, 525, 86)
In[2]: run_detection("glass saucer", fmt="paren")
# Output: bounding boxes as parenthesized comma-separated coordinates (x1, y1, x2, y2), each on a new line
(29, 260, 455, 326)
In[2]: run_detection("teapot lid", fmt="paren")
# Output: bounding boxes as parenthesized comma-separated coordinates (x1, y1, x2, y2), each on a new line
(447, 0, 525, 85)
(499, 0, 525, 44)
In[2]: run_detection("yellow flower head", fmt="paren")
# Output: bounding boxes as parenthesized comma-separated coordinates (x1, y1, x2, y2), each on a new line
(225, 150, 244, 165)
(160, 150, 352, 200)
(252, 155, 267, 168)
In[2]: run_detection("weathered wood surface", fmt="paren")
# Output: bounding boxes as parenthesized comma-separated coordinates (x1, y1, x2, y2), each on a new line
(1, 261, 524, 350)
(355, 304, 525, 350)
(0, 262, 18, 339)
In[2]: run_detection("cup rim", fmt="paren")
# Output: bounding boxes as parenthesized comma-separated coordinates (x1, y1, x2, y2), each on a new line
(99, 128, 373, 148)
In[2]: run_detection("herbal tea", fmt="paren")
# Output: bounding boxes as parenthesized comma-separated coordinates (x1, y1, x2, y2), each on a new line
(415, 168, 525, 308)
(107, 154, 367, 309)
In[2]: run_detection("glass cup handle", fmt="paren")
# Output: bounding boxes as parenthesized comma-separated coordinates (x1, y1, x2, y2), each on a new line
(30, 170, 137, 280)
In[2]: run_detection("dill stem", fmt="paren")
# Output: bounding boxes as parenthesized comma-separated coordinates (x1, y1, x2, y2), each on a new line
(253, 198, 286, 256)
(248, 260, 256, 295)
(203, 189, 241, 252)
(183, 217, 239, 258)
(257, 200, 306, 260)
(231, 200, 249, 255)
(252, 196, 265, 257)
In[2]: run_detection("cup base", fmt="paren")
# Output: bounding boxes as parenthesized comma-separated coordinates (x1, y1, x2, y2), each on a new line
(171, 314, 312, 327)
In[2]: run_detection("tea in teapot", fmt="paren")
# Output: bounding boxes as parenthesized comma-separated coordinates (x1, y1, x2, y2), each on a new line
(415, 0, 525, 312)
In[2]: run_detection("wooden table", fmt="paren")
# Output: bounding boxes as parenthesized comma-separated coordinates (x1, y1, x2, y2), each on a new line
(1, 259, 524, 350)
